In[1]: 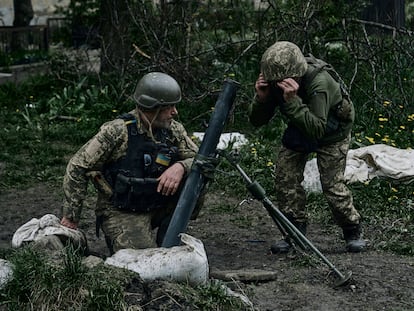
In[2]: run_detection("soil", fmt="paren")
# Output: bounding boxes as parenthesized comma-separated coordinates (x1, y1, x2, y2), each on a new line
(1, 183, 413, 311)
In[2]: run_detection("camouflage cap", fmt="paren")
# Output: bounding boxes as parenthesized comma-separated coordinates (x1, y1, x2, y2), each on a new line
(260, 41, 308, 81)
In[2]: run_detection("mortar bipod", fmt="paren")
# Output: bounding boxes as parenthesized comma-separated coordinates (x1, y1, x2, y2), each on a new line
(220, 150, 352, 287)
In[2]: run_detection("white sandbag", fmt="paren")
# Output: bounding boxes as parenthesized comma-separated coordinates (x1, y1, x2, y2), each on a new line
(0, 259, 13, 289)
(11, 214, 86, 249)
(193, 132, 248, 150)
(105, 233, 209, 285)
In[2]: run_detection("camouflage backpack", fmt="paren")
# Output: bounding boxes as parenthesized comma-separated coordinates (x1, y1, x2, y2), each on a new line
(304, 54, 353, 121)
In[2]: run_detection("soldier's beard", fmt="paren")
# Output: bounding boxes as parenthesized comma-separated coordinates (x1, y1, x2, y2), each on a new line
(153, 118, 173, 129)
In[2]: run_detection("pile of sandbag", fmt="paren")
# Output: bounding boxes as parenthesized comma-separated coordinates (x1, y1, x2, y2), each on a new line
(8, 215, 209, 286)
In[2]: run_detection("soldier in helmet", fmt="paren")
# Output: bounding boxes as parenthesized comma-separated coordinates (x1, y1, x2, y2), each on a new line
(249, 41, 366, 253)
(60, 72, 200, 255)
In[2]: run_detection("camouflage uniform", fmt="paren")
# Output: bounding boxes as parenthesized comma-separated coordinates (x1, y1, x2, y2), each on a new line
(62, 109, 198, 253)
(249, 43, 361, 228)
(273, 135, 360, 226)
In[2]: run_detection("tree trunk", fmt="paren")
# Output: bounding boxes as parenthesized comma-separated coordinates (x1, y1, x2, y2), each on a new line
(362, 0, 406, 28)
(11, 0, 34, 51)
(99, 0, 132, 74)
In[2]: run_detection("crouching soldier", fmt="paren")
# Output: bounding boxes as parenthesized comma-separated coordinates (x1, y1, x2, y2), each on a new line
(60, 72, 201, 255)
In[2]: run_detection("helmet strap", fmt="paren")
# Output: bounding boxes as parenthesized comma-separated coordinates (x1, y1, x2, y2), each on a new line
(137, 106, 161, 143)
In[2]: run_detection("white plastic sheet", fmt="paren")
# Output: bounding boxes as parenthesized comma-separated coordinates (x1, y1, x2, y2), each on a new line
(105, 233, 209, 285)
(303, 144, 414, 193)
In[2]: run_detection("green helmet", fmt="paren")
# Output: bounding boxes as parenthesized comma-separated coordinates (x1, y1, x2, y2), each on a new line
(260, 41, 308, 81)
(133, 72, 182, 109)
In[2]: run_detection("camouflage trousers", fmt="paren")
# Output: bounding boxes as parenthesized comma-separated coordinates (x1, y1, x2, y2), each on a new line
(274, 135, 361, 227)
(97, 189, 206, 255)
(99, 203, 173, 255)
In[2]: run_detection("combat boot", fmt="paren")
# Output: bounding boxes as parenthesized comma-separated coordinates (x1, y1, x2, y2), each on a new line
(342, 224, 366, 253)
(270, 221, 307, 254)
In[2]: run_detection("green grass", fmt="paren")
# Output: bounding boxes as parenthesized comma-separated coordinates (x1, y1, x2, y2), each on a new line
(1, 246, 132, 311)
(0, 245, 252, 310)
(181, 280, 249, 311)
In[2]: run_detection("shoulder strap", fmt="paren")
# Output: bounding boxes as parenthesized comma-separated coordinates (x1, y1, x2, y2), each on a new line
(304, 53, 328, 84)
(304, 54, 350, 98)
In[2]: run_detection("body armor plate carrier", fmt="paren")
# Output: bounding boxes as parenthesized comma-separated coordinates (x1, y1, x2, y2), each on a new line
(103, 114, 179, 212)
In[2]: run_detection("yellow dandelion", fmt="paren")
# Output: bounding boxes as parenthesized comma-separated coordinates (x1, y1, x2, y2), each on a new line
(381, 137, 390, 143)
(378, 117, 388, 122)
(112, 109, 118, 113)
(388, 195, 398, 201)
(375, 132, 381, 137)
(266, 161, 273, 167)
(399, 105, 404, 109)
(391, 187, 398, 192)
(399, 125, 405, 130)
(383, 100, 390, 106)
(365, 136, 375, 144)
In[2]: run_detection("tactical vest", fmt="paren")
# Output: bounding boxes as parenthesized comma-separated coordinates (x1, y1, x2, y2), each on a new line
(281, 55, 354, 153)
(103, 114, 179, 212)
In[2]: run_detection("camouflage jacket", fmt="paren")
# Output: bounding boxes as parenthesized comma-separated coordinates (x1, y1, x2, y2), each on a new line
(62, 109, 198, 222)
(249, 64, 354, 146)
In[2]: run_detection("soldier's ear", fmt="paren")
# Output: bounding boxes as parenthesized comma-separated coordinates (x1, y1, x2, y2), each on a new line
(294, 77, 302, 83)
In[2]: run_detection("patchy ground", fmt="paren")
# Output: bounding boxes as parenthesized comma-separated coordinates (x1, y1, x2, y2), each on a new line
(0, 183, 413, 310)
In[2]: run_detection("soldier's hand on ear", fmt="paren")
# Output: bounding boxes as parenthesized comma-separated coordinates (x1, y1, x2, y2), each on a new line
(255, 73, 271, 102)
(277, 78, 299, 102)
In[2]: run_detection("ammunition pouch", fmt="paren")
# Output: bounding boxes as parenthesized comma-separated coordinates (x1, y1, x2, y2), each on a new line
(335, 97, 354, 122)
(324, 98, 354, 135)
(112, 173, 167, 212)
(325, 112, 340, 135)
(282, 123, 318, 153)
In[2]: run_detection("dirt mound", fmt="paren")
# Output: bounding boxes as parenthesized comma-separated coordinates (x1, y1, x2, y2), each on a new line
(1, 183, 413, 310)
